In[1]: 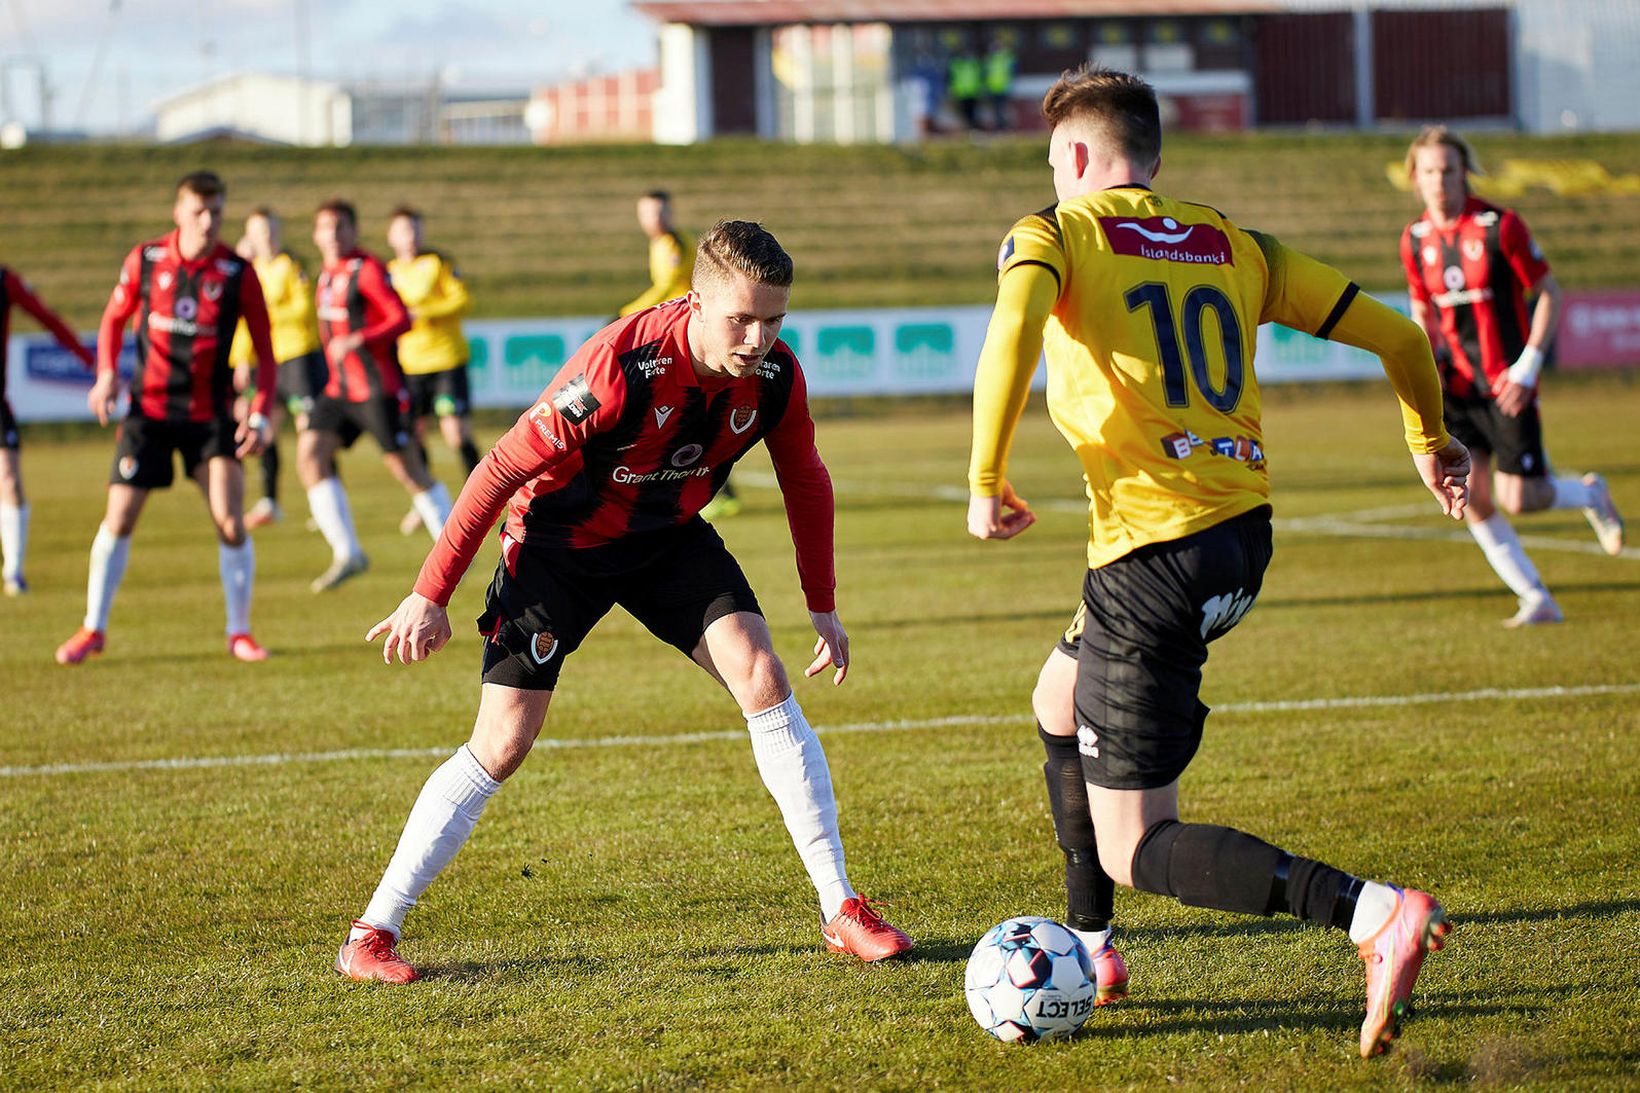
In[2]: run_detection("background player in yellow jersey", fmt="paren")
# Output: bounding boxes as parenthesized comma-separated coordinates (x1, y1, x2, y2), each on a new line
(387, 206, 477, 535)
(966, 67, 1472, 1059)
(620, 190, 741, 519)
(228, 207, 325, 528)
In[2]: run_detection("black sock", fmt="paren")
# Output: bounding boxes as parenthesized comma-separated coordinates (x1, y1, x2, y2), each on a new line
(1039, 724, 1114, 932)
(459, 439, 480, 476)
(261, 442, 280, 504)
(414, 440, 430, 472)
(1131, 820, 1362, 931)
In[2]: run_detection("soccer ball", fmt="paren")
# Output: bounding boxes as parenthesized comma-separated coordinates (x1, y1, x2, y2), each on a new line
(965, 916, 1096, 1042)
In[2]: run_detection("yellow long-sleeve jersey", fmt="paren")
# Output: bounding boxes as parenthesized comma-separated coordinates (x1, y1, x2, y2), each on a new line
(228, 251, 321, 367)
(389, 250, 472, 375)
(619, 230, 694, 317)
(969, 186, 1449, 570)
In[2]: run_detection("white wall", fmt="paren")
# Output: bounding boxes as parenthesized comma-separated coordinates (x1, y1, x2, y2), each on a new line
(653, 23, 712, 144)
(154, 74, 346, 146)
(1517, 0, 1640, 131)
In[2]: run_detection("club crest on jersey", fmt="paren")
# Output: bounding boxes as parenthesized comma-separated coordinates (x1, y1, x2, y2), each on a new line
(203, 281, 223, 302)
(1100, 216, 1232, 266)
(653, 405, 674, 428)
(1462, 238, 1486, 262)
(729, 406, 757, 434)
(671, 443, 704, 468)
(157, 271, 174, 290)
(529, 631, 559, 665)
(1422, 246, 1439, 267)
(551, 374, 600, 425)
(118, 456, 138, 480)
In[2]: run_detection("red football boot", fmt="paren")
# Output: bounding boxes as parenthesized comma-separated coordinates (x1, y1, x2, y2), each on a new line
(55, 627, 105, 665)
(822, 896, 914, 962)
(335, 921, 419, 984)
(227, 633, 270, 662)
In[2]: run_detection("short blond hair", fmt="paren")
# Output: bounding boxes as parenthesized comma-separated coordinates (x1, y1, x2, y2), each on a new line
(1405, 125, 1482, 180)
(693, 219, 793, 290)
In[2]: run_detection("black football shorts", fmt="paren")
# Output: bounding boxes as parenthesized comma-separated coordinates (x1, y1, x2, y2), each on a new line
(1073, 506, 1273, 791)
(109, 414, 237, 489)
(477, 517, 763, 690)
(1443, 388, 1547, 478)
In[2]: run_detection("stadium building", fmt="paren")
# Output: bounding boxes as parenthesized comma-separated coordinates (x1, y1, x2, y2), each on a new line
(636, 0, 1640, 142)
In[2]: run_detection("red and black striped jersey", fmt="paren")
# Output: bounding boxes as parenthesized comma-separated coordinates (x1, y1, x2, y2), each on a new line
(1400, 197, 1550, 398)
(98, 232, 276, 422)
(1, 266, 94, 404)
(315, 249, 411, 402)
(414, 297, 838, 612)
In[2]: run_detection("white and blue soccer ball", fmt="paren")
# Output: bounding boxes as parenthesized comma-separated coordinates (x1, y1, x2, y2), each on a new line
(965, 916, 1097, 1042)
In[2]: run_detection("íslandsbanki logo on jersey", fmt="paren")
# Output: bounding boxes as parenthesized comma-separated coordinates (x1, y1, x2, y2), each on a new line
(1101, 216, 1233, 266)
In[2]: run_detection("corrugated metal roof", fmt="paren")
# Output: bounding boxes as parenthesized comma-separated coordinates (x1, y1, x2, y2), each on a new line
(633, 1, 1282, 26)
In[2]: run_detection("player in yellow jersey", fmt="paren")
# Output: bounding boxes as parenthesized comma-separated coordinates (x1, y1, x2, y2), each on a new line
(229, 207, 325, 528)
(621, 190, 743, 519)
(966, 67, 1471, 1059)
(618, 190, 694, 317)
(388, 206, 477, 535)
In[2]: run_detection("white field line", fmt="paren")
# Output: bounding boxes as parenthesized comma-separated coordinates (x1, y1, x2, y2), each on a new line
(738, 471, 1640, 560)
(3, 683, 1634, 780)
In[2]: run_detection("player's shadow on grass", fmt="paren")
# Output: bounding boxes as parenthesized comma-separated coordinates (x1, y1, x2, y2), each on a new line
(1446, 897, 1640, 928)
(1100, 993, 1543, 1041)
(1259, 578, 1640, 612)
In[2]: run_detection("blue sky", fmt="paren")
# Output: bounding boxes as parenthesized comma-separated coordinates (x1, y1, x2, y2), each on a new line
(3, 0, 659, 134)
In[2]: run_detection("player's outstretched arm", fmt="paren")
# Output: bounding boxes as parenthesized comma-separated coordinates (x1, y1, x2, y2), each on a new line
(804, 610, 850, 686)
(968, 260, 1056, 535)
(1412, 438, 1471, 520)
(366, 592, 452, 665)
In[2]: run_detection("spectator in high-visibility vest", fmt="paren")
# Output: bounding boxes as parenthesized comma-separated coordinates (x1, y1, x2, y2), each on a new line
(984, 38, 1017, 130)
(948, 48, 983, 131)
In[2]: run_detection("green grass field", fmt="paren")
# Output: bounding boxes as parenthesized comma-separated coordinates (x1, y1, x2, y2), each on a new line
(5, 130, 1640, 323)
(2, 377, 1637, 1089)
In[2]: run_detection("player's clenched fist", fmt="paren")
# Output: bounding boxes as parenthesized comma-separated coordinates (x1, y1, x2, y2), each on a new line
(367, 591, 452, 665)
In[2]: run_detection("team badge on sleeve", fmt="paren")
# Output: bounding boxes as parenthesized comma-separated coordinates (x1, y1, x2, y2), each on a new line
(551, 374, 601, 425)
(997, 236, 1015, 270)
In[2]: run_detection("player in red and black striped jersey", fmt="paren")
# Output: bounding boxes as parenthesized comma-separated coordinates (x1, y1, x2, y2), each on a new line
(0, 266, 95, 595)
(333, 221, 912, 985)
(296, 199, 452, 593)
(1402, 127, 1624, 627)
(55, 170, 277, 667)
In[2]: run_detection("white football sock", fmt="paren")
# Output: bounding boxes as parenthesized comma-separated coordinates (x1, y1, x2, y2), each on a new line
(0, 502, 26, 581)
(1468, 514, 1546, 601)
(218, 540, 254, 635)
(306, 476, 362, 563)
(412, 481, 452, 540)
(1070, 925, 1112, 954)
(84, 524, 131, 632)
(1347, 881, 1401, 944)
(745, 692, 855, 920)
(357, 745, 502, 938)
(1548, 475, 1595, 509)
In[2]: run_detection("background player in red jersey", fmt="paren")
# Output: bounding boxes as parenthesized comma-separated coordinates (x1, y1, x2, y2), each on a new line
(298, 200, 452, 592)
(1402, 126, 1625, 627)
(55, 170, 275, 665)
(333, 221, 913, 984)
(0, 265, 95, 596)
